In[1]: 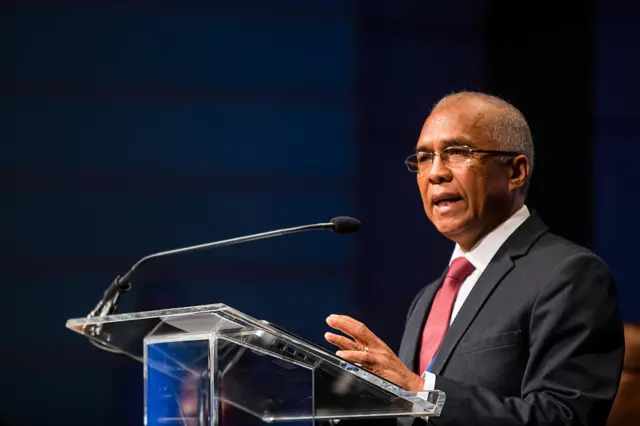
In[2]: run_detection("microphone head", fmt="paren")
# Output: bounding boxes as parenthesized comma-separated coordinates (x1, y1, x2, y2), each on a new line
(330, 216, 361, 234)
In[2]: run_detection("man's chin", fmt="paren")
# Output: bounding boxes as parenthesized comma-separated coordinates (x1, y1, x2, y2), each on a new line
(434, 220, 468, 239)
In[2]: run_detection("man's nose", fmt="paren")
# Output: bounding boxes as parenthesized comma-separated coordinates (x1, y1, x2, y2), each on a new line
(427, 155, 452, 184)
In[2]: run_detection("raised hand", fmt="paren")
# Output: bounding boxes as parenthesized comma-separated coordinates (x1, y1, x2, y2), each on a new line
(324, 314, 424, 392)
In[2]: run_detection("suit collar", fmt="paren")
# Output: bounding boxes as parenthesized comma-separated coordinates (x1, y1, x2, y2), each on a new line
(429, 211, 548, 374)
(503, 210, 548, 258)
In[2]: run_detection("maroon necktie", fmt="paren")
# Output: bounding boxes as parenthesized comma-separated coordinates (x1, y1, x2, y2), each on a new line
(418, 257, 476, 374)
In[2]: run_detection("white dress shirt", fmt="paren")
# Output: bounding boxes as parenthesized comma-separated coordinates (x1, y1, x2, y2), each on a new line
(420, 205, 530, 392)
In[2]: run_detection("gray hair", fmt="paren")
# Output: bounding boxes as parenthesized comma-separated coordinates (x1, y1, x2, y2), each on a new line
(435, 91, 535, 191)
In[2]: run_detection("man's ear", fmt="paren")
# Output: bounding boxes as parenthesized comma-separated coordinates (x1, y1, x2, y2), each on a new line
(508, 155, 529, 191)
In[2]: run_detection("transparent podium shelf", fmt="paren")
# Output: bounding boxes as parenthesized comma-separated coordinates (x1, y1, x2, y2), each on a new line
(67, 304, 445, 425)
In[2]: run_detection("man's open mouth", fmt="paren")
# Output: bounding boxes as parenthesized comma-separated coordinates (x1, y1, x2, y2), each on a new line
(433, 194, 463, 206)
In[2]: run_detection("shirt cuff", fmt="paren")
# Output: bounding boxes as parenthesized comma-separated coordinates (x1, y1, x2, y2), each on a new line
(422, 371, 436, 390)
(415, 372, 437, 422)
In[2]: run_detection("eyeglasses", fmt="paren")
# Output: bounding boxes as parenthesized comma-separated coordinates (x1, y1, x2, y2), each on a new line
(405, 145, 520, 175)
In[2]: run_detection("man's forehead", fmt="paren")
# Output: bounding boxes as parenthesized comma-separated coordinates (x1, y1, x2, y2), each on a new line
(416, 107, 489, 149)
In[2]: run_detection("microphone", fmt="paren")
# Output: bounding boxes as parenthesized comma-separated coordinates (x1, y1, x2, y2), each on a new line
(87, 216, 361, 319)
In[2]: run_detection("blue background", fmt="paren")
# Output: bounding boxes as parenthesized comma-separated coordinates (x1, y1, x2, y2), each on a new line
(1, 1, 638, 425)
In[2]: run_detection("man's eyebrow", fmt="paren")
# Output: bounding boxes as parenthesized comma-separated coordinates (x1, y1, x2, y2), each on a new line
(415, 137, 476, 153)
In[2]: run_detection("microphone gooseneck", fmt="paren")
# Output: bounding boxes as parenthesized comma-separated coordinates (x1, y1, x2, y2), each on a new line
(87, 216, 360, 319)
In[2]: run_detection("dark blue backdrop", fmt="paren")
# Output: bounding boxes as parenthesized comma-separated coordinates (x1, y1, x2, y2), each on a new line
(594, 1, 640, 322)
(1, 2, 638, 426)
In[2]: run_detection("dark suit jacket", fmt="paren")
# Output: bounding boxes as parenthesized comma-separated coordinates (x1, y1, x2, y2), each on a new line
(398, 213, 625, 426)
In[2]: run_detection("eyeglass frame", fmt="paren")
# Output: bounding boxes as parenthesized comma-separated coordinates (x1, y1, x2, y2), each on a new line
(405, 145, 521, 175)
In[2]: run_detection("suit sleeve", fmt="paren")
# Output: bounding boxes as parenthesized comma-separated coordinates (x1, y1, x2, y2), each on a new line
(430, 252, 625, 426)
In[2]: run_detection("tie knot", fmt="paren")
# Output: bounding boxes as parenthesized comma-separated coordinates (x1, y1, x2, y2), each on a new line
(445, 257, 476, 285)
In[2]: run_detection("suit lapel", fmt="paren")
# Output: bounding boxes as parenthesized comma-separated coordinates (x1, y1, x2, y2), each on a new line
(399, 276, 443, 372)
(429, 212, 548, 375)
(430, 254, 514, 374)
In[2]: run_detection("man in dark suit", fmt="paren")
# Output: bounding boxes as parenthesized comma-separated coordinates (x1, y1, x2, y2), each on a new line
(325, 92, 625, 425)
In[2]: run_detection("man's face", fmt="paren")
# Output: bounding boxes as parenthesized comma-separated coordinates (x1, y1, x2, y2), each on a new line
(416, 107, 515, 249)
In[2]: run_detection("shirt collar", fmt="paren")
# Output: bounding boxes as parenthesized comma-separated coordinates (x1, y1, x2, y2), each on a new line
(450, 205, 530, 273)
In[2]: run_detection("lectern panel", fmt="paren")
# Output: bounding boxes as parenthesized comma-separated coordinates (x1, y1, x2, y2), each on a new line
(216, 337, 314, 424)
(145, 338, 211, 426)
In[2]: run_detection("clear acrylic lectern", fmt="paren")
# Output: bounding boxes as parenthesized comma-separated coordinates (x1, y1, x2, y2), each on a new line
(66, 304, 445, 426)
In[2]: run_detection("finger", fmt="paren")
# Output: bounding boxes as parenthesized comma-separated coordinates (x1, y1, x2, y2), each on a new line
(324, 332, 363, 351)
(336, 350, 375, 367)
(326, 315, 375, 345)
